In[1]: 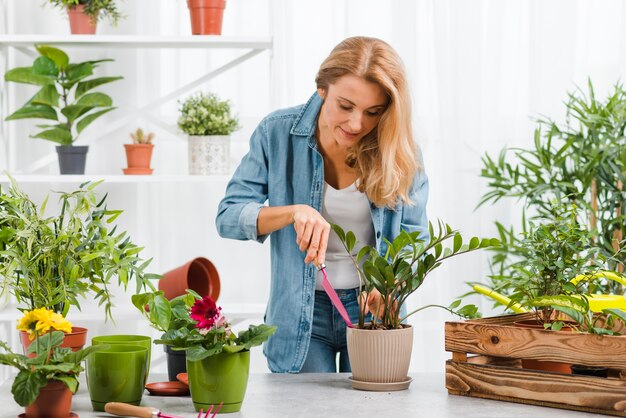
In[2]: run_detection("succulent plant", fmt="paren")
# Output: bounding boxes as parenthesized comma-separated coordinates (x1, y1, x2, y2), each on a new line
(130, 128, 154, 144)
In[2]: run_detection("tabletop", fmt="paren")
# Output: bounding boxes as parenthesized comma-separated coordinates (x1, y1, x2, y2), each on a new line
(0, 372, 610, 418)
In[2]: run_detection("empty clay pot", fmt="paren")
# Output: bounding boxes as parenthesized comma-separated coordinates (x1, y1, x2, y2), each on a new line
(159, 257, 220, 301)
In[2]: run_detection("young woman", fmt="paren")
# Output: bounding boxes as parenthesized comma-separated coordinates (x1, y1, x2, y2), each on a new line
(216, 36, 428, 373)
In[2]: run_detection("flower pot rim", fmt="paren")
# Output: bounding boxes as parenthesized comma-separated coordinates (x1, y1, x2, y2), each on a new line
(348, 324, 413, 332)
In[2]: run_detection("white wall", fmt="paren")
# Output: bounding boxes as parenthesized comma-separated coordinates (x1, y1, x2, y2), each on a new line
(2, 0, 626, 378)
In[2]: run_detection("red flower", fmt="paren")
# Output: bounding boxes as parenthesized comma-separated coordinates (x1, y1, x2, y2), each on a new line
(190, 296, 223, 330)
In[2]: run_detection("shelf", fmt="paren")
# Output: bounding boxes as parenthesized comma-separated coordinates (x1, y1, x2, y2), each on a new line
(0, 35, 273, 49)
(0, 174, 232, 184)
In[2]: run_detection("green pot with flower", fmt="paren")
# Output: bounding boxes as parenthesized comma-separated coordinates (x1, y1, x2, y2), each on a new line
(0, 309, 105, 416)
(134, 291, 276, 412)
(0, 177, 158, 350)
(333, 221, 497, 390)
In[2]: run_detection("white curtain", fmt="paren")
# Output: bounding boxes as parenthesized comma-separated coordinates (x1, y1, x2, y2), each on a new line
(1, 0, 626, 374)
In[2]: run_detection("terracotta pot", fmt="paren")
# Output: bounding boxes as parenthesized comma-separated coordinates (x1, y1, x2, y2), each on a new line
(124, 144, 154, 175)
(20, 326, 88, 357)
(159, 257, 220, 301)
(187, 0, 226, 35)
(513, 319, 573, 374)
(346, 325, 413, 388)
(67, 4, 97, 35)
(24, 380, 73, 418)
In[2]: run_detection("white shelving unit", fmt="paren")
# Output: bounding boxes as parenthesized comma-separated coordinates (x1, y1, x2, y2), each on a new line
(0, 34, 273, 174)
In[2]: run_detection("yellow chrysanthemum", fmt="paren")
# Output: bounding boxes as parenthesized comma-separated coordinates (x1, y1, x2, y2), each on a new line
(16, 308, 73, 340)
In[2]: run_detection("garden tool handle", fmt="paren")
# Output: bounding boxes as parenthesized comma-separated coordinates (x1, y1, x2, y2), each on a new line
(105, 402, 158, 418)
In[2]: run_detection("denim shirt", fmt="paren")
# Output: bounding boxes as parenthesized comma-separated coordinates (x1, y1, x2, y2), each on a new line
(215, 92, 429, 373)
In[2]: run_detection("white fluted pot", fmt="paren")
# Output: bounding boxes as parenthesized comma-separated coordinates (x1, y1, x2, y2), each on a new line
(347, 325, 413, 385)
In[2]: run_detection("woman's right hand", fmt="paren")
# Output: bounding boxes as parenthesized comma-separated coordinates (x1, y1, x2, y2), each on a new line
(292, 204, 330, 266)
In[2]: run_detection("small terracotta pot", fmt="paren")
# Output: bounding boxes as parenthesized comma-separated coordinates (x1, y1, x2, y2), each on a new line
(124, 144, 154, 175)
(67, 4, 97, 35)
(513, 319, 573, 374)
(159, 257, 221, 301)
(187, 0, 226, 35)
(20, 326, 88, 357)
(24, 380, 73, 418)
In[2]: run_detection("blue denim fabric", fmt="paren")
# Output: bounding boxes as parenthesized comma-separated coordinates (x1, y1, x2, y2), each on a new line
(300, 289, 360, 373)
(215, 92, 429, 373)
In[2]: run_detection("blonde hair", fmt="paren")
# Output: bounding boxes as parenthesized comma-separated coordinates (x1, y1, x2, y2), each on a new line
(315, 36, 419, 208)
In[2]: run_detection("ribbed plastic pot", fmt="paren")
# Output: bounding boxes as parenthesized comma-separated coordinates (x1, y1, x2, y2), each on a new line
(346, 325, 413, 386)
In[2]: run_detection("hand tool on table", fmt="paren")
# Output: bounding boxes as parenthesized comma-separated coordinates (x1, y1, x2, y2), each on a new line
(104, 402, 184, 418)
(316, 263, 354, 328)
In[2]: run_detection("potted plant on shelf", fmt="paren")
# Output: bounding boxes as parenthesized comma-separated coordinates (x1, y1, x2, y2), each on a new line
(124, 128, 155, 175)
(133, 291, 276, 413)
(333, 221, 498, 391)
(0, 176, 158, 350)
(0, 310, 105, 416)
(3, 44, 122, 174)
(177, 92, 240, 175)
(186, 0, 227, 35)
(47, 0, 124, 34)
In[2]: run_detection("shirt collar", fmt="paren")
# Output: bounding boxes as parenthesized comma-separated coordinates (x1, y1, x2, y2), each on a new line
(290, 92, 323, 137)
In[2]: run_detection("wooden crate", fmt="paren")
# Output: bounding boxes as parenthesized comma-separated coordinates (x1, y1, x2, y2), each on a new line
(445, 312, 626, 416)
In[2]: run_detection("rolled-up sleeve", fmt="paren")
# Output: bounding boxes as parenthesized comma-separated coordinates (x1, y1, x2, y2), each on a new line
(216, 119, 270, 243)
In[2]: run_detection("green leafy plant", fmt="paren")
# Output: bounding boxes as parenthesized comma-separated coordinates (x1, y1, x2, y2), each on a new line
(333, 221, 499, 330)
(4, 44, 122, 145)
(47, 0, 124, 25)
(0, 176, 159, 320)
(177, 92, 240, 136)
(130, 128, 154, 144)
(488, 202, 610, 328)
(132, 291, 276, 361)
(479, 80, 626, 293)
(0, 308, 105, 408)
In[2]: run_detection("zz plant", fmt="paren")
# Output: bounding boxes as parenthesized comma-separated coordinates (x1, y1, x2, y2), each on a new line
(333, 221, 499, 330)
(4, 44, 122, 145)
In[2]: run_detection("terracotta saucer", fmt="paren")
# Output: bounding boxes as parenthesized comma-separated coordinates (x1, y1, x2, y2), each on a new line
(348, 376, 413, 392)
(19, 414, 77, 418)
(176, 372, 189, 386)
(145, 381, 190, 396)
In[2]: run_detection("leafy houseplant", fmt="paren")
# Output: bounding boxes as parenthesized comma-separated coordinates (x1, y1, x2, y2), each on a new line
(0, 177, 158, 321)
(0, 309, 104, 412)
(178, 92, 240, 175)
(133, 291, 276, 412)
(479, 80, 626, 294)
(4, 44, 122, 174)
(124, 128, 155, 175)
(333, 221, 497, 390)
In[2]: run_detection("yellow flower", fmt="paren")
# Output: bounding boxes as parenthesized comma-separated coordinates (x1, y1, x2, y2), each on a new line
(16, 308, 73, 340)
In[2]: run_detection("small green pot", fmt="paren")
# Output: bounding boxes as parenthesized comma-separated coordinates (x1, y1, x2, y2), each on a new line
(86, 344, 148, 411)
(92, 335, 152, 382)
(187, 351, 250, 413)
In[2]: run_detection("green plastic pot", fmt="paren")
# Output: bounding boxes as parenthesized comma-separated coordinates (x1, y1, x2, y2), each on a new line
(187, 351, 250, 413)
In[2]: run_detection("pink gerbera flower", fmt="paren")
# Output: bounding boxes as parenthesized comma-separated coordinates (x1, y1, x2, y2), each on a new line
(190, 296, 223, 330)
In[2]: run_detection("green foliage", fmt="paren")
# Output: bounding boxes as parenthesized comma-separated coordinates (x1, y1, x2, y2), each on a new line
(488, 202, 608, 325)
(47, 0, 124, 25)
(177, 92, 240, 136)
(0, 331, 106, 407)
(333, 221, 498, 329)
(539, 295, 626, 335)
(479, 80, 626, 293)
(0, 177, 158, 320)
(4, 45, 122, 145)
(133, 291, 276, 361)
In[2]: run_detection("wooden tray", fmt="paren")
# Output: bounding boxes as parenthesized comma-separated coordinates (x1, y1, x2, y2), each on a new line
(445, 312, 626, 416)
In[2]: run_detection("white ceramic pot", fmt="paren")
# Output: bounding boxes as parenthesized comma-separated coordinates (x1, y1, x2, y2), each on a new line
(188, 135, 230, 175)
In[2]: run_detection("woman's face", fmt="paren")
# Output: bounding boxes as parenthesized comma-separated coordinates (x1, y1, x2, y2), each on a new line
(318, 74, 388, 149)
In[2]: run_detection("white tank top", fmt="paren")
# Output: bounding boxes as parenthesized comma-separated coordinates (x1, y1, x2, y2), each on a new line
(315, 182, 375, 290)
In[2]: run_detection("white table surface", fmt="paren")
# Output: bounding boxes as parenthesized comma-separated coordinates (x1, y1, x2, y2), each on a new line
(0, 372, 609, 418)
